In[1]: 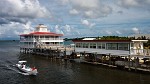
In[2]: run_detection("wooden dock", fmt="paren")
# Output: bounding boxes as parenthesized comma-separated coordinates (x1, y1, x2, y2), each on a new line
(20, 46, 74, 58)
(81, 61, 150, 74)
(20, 46, 150, 74)
(81, 61, 117, 68)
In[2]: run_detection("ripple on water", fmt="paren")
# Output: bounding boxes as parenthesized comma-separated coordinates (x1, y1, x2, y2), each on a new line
(1, 41, 150, 84)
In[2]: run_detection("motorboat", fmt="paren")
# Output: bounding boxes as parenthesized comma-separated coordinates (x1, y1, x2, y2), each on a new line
(16, 61, 38, 75)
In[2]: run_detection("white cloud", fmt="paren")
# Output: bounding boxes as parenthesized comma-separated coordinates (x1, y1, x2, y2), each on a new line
(54, 25, 64, 34)
(69, 9, 79, 15)
(105, 30, 113, 35)
(60, 0, 69, 5)
(81, 20, 89, 26)
(117, 0, 139, 8)
(132, 27, 139, 34)
(117, 0, 150, 10)
(14, 30, 20, 35)
(0, 0, 149, 39)
(0, 21, 34, 39)
(61, 24, 79, 36)
(22, 22, 34, 34)
(116, 31, 122, 35)
(81, 19, 95, 28)
(117, 11, 123, 14)
(71, 0, 99, 9)
(50, 24, 81, 37)
(22, 21, 32, 30)
(0, 0, 51, 24)
(64, 25, 71, 32)
(61, 0, 112, 18)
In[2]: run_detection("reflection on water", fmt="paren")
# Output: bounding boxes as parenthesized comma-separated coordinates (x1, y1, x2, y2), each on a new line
(0, 41, 150, 84)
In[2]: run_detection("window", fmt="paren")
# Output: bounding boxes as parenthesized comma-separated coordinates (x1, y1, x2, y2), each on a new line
(107, 43, 111, 49)
(112, 43, 117, 50)
(106, 43, 117, 50)
(90, 43, 96, 48)
(45, 36, 50, 40)
(83, 43, 89, 48)
(102, 43, 106, 49)
(76, 43, 82, 48)
(118, 43, 129, 50)
(131, 43, 134, 47)
(76, 43, 79, 48)
(59, 42, 63, 44)
(79, 43, 82, 48)
(40, 36, 44, 38)
(97, 43, 102, 49)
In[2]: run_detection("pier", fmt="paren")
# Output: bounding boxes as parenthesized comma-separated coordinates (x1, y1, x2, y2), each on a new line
(20, 45, 150, 74)
(20, 45, 74, 58)
(19, 24, 150, 74)
(76, 51, 150, 74)
(19, 24, 70, 58)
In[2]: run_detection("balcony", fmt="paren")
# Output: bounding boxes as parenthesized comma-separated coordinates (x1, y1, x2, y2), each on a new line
(130, 49, 150, 56)
(20, 44, 64, 49)
(20, 38, 64, 42)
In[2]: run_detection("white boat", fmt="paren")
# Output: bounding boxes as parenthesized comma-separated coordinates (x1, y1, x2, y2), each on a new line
(16, 61, 38, 75)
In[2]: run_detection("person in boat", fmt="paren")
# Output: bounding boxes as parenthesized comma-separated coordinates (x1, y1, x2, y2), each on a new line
(21, 64, 24, 68)
(32, 67, 36, 70)
(21, 63, 26, 68)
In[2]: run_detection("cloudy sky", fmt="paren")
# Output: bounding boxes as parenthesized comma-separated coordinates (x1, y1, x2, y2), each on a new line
(0, 0, 150, 39)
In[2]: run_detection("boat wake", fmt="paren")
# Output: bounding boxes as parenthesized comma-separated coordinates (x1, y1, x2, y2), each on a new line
(0, 60, 35, 76)
(18, 71, 30, 75)
(3, 64, 30, 76)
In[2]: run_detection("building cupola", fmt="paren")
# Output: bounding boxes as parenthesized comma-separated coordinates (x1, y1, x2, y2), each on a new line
(35, 24, 48, 32)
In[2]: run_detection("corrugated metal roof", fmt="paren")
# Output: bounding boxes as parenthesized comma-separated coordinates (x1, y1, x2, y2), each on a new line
(73, 40, 131, 42)
(82, 38, 95, 40)
(75, 48, 130, 56)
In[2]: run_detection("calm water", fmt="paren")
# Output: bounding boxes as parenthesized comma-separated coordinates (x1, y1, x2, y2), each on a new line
(0, 41, 150, 84)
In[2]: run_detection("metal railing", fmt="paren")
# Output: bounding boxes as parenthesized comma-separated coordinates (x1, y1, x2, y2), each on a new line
(20, 38, 63, 42)
(130, 49, 150, 56)
(20, 44, 64, 48)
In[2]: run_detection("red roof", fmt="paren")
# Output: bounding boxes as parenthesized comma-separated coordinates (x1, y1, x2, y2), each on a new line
(72, 40, 131, 42)
(20, 32, 63, 36)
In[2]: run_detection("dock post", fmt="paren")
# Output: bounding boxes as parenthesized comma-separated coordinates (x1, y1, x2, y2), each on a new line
(95, 52, 97, 62)
(20, 47, 21, 53)
(25, 48, 26, 53)
(84, 51, 86, 61)
(49, 47, 51, 58)
(109, 53, 111, 66)
(57, 48, 59, 58)
(64, 47, 66, 58)
(135, 57, 139, 71)
(73, 44, 75, 52)
(128, 55, 131, 71)
(135, 57, 137, 71)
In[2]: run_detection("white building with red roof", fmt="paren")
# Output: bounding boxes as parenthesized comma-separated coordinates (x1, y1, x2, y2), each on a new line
(20, 24, 64, 48)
